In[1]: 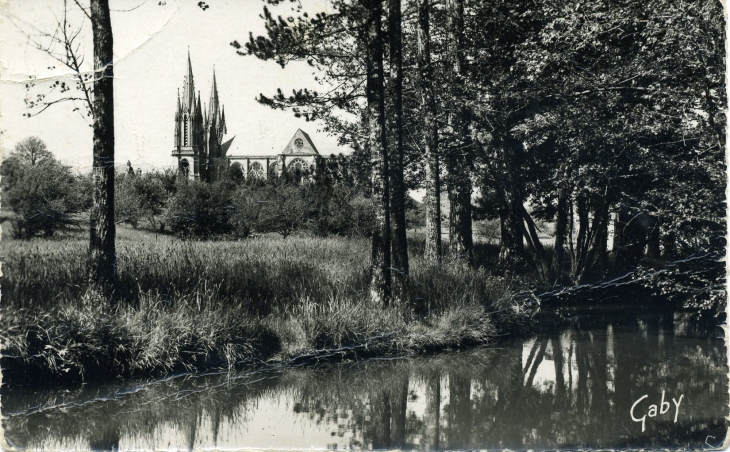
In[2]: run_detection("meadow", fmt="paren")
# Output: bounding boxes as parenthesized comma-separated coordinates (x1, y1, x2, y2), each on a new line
(1, 225, 535, 385)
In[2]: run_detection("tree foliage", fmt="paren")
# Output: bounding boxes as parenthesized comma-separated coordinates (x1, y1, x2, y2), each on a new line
(2, 139, 87, 239)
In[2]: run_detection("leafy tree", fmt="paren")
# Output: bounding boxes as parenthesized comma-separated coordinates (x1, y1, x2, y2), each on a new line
(12, 137, 55, 167)
(257, 184, 307, 238)
(225, 162, 245, 185)
(229, 186, 263, 238)
(166, 181, 232, 239)
(115, 171, 169, 230)
(115, 173, 144, 228)
(3, 157, 85, 239)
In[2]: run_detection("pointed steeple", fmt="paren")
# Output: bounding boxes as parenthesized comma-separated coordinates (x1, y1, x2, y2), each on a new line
(183, 49, 195, 112)
(209, 68, 220, 123)
(176, 88, 182, 115)
(196, 93, 203, 118)
(219, 106, 227, 135)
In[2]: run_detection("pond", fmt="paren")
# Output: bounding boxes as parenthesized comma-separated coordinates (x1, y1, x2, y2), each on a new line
(2, 308, 727, 450)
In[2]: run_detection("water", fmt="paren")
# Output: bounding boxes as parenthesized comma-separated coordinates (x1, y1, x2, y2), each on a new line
(2, 308, 727, 450)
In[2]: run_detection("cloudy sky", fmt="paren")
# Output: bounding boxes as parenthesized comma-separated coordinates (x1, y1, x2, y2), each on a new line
(0, 0, 350, 172)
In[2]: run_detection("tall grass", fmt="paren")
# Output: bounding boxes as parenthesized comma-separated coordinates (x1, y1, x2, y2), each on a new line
(1, 233, 532, 384)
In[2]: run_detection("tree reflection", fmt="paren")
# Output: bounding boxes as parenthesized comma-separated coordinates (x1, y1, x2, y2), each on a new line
(2, 311, 727, 450)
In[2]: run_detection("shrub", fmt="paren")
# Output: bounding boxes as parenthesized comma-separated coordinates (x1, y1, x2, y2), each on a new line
(230, 186, 264, 238)
(256, 184, 307, 238)
(4, 160, 85, 239)
(166, 181, 232, 238)
(116, 173, 145, 228)
(116, 171, 172, 230)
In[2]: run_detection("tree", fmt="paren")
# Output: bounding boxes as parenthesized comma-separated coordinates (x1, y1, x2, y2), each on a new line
(416, 0, 441, 262)
(388, 0, 409, 278)
(443, 0, 473, 263)
(86, 0, 116, 293)
(362, 0, 392, 305)
(22, 0, 117, 293)
(257, 184, 306, 238)
(230, 185, 264, 238)
(3, 153, 86, 239)
(166, 181, 232, 239)
(115, 172, 143, 228)
(225, 161, 245, 185)
(115, 171, 169, 230)
(12, 137, 55, 167)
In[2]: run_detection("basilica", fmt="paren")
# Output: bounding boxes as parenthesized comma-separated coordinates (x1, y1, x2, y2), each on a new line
(172, 53, 326, 182)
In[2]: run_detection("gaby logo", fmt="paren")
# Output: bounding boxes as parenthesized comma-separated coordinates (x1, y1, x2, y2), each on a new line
(630, 391, 684, 432)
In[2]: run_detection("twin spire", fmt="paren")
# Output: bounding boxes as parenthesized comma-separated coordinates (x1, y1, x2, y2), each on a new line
(175, 50, 226, 134)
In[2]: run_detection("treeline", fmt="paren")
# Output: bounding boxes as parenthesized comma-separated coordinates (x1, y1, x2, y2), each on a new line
(240, 0, 726, 301)
(160, 167, 379, 240)
(2, 142, 424, 241)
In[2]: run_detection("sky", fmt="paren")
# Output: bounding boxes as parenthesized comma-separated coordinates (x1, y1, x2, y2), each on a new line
(0, 0, 351, 173)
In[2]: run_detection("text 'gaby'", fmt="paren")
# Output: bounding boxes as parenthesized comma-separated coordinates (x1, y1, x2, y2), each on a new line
(630, 391, 684, 432)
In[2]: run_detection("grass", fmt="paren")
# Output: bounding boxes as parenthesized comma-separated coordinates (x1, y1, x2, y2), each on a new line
(1, 225, 535, 386)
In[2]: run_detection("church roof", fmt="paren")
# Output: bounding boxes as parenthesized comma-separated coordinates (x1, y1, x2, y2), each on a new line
(282, 129, 320, 155)
(221, 136, 235, 156)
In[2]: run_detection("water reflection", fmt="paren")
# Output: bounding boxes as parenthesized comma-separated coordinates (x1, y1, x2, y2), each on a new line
(2, 310, 727, 450)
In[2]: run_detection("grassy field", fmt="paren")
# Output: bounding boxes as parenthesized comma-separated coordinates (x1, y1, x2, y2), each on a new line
(1, 223, 535, 385)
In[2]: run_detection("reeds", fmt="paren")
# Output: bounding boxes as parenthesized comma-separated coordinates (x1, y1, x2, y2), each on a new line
(1, 234, 529, 384)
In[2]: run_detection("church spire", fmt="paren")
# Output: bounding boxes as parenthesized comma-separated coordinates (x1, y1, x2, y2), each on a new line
(183, 49, 195, 112)
(209, 68, 220, 123)
(219, 106, 227, 135)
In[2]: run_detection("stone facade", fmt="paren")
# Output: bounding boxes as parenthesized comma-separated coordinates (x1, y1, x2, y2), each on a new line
(227, 129, 323, 181)
(171, 52, 230, 182)
(172, 53, 335, 182)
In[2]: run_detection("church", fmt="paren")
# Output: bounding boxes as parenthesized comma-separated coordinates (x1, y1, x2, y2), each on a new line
(172, 53, 329, 182)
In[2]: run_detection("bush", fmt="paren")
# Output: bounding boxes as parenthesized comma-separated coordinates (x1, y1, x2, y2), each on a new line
(166, 181, 232, 238)
(256, 184, 307, 238)
(230, 185, 264, 238)
(116, 171, 170, 230)
(4, 160, 85, 239)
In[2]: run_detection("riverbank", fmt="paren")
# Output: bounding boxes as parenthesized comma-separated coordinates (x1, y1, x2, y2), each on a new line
(1, 232, 537, 386)
(4, 305, 726, 450)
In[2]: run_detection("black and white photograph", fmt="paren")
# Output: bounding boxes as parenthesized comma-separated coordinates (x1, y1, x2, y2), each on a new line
(0, 0, 727, 450)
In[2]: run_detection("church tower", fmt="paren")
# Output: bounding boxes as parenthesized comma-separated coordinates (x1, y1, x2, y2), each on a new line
(204, 68, 227, 181)
(172, 51, 206, 180)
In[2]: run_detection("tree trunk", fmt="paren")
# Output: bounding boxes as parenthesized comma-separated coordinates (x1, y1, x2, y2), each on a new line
(573, 194, 589, 277)
(363, 0, 391, 305)
(445, 0, 473, 263)
(388, 0, 409, 278)
(88, 0, 116, 294)
(520, 205, 549, 279)
(498, 191, 524, 264)
(575, 195, 609, 283)
(614, 201, 646, 269)
(554, 191, 569, 280)
(417, 0, 441, 262)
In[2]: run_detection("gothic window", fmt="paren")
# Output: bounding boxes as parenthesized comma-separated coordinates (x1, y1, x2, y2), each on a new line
(249, 161, 265, 179)
(288, 158, 308, 173)
(268, 161, 278, 179)
(183, 115, 189, 146)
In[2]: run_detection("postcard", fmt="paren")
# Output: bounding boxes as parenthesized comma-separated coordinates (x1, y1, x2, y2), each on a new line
(1, 0, 727, 450)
